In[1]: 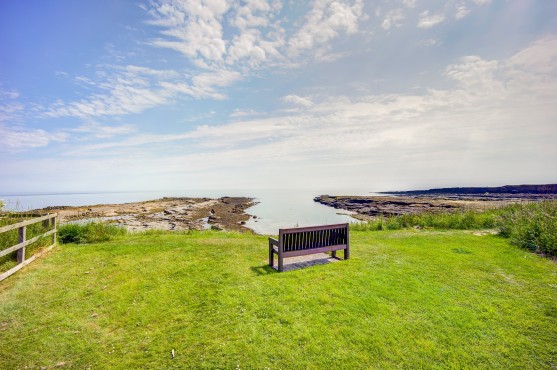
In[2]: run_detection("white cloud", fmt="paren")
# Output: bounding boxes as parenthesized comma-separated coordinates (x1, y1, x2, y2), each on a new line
(508, 36, 557, 74)
(0, 101, 23, 124)
(0, 124, 67, 151)
(282, 94, 313, 107)
(288, 0, 364, 56)
(43, 65, 243, 119)
(148, 0, 284, 70)
(148, 0, 231, 68)
(160, 69, 241, 100)
(40, 0, 367, 125)
(0, 89, 19, 100)
(417, 10, 445, 29)
(455, 4, 470, 19)
(226, 29, 270, 66)
(109, 38, 557, 177)
(57, 39, 557, 188)
(230, 0, 274, 30)
(401, 0, 417, 8)
(21, 36, 555, 190)
(445, 56, 501, 93)
(49, 37, 557, 190)
(419, 38, 439, 46)
(71, 122, 137, 139)
(381, 8, 405, 30)
(0, 88, 24, 124)
(230, 108, 260, 117)
(44, 65, 179, 119)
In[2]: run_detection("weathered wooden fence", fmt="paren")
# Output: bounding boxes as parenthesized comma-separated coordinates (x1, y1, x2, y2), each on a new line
(0, 214, 57, 282)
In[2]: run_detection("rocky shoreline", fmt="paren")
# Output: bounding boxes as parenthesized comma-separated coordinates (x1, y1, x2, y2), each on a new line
(37, 197, 257, 232)
(385, 184, 557, 196)
(314, 192, 557, 220)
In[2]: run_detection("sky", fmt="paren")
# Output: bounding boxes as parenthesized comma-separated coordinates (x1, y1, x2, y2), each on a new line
(1, 0, 556, 194)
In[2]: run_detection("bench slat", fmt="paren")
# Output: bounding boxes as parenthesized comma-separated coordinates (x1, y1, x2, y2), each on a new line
(279, 223, 350, 234)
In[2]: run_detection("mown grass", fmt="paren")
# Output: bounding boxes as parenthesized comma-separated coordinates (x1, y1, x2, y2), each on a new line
(0, 230, 555, 369)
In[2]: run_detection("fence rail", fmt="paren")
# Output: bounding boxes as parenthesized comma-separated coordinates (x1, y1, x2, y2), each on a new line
(0, 213, 57, 282)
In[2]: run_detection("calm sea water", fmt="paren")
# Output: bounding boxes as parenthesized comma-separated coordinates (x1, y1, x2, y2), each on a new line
(0, 189, 373, 235)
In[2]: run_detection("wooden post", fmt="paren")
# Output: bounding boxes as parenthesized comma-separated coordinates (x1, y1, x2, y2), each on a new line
(268, 239, 274, 267)
(278, 230, 284, 272)
(345, 225, 350, 260)
(278, 253, 283, 272)
(17, 225, 26, 263)
(52, 215, 57, 245)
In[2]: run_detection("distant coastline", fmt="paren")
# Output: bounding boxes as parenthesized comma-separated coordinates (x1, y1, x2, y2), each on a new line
(382, 184, 557, 196)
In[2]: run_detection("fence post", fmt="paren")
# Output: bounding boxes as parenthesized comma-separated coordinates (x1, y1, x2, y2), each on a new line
(53, 215, 57, 245)
(17, 225, 26, 263)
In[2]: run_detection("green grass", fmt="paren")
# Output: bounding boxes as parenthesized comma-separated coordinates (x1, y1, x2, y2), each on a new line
(0, 230, 556, 369)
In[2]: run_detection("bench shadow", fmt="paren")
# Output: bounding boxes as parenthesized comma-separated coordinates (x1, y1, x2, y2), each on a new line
(250, 265, 277, 275)
(280, 256, 335, 272)
(255, 253, 343, 274)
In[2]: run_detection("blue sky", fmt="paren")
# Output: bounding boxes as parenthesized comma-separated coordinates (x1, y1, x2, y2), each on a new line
(1, 0, 556, 193)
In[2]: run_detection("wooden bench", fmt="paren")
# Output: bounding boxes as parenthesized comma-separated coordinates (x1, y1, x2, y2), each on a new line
(268, 223, 349, 272)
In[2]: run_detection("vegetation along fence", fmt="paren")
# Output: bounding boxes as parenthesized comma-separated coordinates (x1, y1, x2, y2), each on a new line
(0, 214, 57, 282)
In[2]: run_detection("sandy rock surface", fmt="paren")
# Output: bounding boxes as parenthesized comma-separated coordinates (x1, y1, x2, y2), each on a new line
(37, 197, 256, 232)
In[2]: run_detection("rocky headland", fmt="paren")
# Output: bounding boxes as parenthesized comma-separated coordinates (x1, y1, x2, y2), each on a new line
(384, 184, 557, 197)
(37, 197, 256, 232)
(315, 184, 557, 220)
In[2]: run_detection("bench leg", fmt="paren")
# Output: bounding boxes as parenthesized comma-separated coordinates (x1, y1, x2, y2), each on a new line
(278, 255, 283, 272)
(268, 241, 274, 267)
(345, 247, 350, 260)
(331, 250, 337, 259)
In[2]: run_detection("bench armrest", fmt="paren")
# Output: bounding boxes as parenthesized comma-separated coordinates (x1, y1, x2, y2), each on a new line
(268, 237, 278, 246)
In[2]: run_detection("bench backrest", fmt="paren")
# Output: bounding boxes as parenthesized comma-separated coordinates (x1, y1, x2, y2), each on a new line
(279, 223, 349, 252)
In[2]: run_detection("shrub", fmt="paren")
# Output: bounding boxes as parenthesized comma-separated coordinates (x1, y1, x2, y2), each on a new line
(58, 222, 126, 244)
(497, 201, 557, 257)
(351, 210, 497, 232)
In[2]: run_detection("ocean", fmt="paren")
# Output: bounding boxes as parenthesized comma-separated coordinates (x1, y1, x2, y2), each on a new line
(0, 189, 374, 234)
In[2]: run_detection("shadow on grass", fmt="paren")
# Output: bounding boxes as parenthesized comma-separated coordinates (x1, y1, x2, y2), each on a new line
(252, 253, 342, 274)
(250, 265, 277, 275)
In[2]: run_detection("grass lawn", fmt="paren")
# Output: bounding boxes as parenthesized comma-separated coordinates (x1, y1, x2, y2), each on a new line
(0, 230, 556, 369)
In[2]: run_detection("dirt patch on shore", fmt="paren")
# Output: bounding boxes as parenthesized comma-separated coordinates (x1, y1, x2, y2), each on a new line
(37, 197, 256, 232)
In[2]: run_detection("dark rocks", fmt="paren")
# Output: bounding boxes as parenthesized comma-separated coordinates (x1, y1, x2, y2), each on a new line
(315, 189, 557, 219)
(316, 195, 474, 218)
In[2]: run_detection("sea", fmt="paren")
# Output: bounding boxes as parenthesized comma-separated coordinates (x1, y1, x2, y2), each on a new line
(0, 189, 376, 235)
